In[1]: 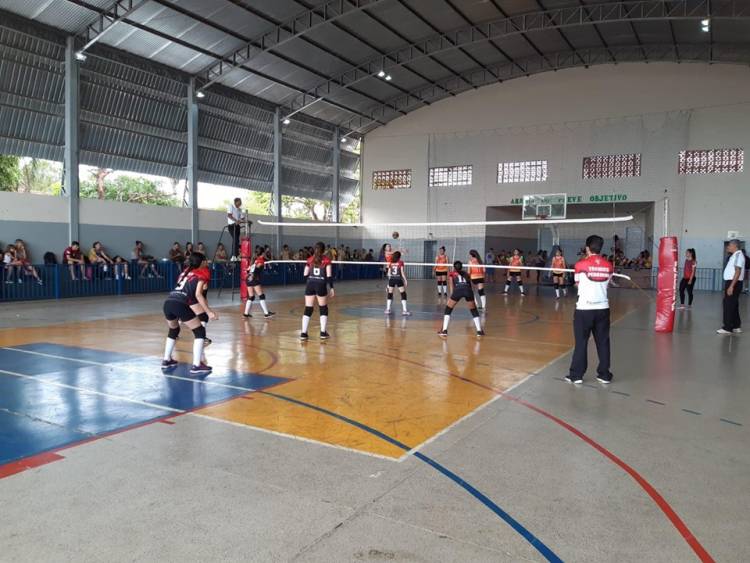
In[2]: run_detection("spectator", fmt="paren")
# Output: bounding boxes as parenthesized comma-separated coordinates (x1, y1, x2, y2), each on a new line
(185, 242, 194, 256)
(111, 254, 131, 280)
(88, 241, 115, 278)
(168, 242, 185, 265)
(14, 239, 43, 285)
(485, 248, 495, 282)
(281, 245, 291, 260)
(365, 249, 374, 261)
(4, 244, 20, 283)
(196, 242, 207, 256)
(227, 197, 244, 259)
(678, 248, 697, 310)
(213, 243, 228, 263)
(63, 241, 86, 281)
(717, 239, 745, 335)
(132, 240, 161, 278)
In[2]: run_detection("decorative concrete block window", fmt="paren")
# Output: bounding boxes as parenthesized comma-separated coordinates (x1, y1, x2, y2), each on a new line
(582, 153, 641, 179)
(429, 165, 472, 187)
(372, 169, 412, 190)
(678, 148, 744, 174)
(497, 160, 548, 183)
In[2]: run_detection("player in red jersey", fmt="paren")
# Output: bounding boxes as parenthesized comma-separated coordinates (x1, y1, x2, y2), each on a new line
(243, 247, 275, 319)
(161, 252, 217, 375)
(551, 249, 567, 299)
(566, 235, 614, 384)
(438, 261, 484, 338)
(301, 241, 334, 341)
(385, 251, 411, 316)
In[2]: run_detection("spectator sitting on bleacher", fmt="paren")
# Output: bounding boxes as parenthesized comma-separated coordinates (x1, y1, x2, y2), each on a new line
(185, 242, 194, 256)
(63, 241, 86, 281)
(132, 240, 161, 279)
(88, 241, 116, 278)
(197, 242, 207, 256)
(14, 239, 43, 285)
(4, 244, 20, 283)
(213, 243, 228, 263)
(168, 242, 185, 266)
(111, 254, 131, 280)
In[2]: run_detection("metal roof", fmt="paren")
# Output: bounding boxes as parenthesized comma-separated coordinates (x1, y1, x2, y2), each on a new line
(0, 0, 748, 137)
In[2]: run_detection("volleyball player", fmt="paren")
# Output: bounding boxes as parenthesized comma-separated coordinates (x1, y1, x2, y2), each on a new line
(161, 252, 217, 375)
(301, 241, 334, 341)
(468, 249, 486, 309)
(503, 249, 525, 295)
(243, 247, 275, 319)
(385, 251, 411, 316)
(551, 249, 568, 299)
(438, 261, 484, 338)
(435, 246, 449, 297)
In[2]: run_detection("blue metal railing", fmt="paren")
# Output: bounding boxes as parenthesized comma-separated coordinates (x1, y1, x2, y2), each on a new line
(1, 260, 385, 303)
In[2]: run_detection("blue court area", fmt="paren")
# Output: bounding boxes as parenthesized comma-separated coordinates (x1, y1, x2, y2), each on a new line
(0, 343, 290, 465)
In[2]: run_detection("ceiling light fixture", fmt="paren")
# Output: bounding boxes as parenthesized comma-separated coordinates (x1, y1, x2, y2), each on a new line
(377, 70, 385, 78)
(74, 52, 87, 62)
(196, 90, 205, 99)
(385, 74, 392, 81)
(283, 118, 291, 125)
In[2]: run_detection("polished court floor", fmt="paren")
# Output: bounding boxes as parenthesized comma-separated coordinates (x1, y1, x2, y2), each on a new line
(0, 280, 747, 562)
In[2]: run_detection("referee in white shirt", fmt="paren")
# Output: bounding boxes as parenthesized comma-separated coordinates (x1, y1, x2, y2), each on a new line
(227, 198, 244, 259)
(718, 239, 746, 335)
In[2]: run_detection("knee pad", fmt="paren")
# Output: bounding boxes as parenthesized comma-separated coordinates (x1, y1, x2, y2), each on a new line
(249, 295, 256, 302)
(259, 294, 266, 300)
(444, 306, 454, 316)
(320, 305, 329, 316)
(304, 306, 314, 317)
(401, 292, 407, 300)
(198, 312, 209, 323)
(168, 326, 180, 339)
(387, 293, 393, 300)
(553, 284, 559, 290)
(478, 288, 485, 296)
(518, 280, 524, 286)
(192, 326, 206, 339)
(470, 308, 479, 318)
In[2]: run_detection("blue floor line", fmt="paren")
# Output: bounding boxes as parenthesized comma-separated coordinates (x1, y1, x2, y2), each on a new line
(261, 389, 563, 563)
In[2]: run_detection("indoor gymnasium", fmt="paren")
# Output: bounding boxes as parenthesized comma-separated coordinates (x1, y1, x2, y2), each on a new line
(1, 1, 749, 562)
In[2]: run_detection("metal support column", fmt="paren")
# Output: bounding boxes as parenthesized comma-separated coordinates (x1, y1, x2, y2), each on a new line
(273, 107, 283, 255)
(64, 36, 80, 243)
(187, 78, 199, 244)
(332, 126, 341, 247)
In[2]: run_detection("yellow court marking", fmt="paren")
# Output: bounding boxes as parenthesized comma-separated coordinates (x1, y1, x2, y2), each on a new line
(0, 286, 648, 460)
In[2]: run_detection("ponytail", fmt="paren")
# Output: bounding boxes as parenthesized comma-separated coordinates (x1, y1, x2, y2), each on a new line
(313, 242, 325, 267)
(186, 252, 205, 272)
(469, 249, 482, 264)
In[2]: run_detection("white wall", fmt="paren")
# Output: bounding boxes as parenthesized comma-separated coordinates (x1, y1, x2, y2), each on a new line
(362, 63, 750, 268)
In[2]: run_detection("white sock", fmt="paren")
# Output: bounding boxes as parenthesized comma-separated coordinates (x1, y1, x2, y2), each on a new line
(480, 295, 486, 309)
(443, 285, 448, 295)
(386, 296, 391, 312)
(320, 315, 328, 333)
(442, 314, 450, 331)
(302, 315, 311, 333)
(563, 288, 568, 296)
(504, 284, 510, 293)
(555, 289, 560, 298)
(192, 338, 205, 366)
(259, 298, 269, 315)
(163, 337, 176, 361)
(472, 316, 482, 331)
(244, 300, 252, 315)
(401, 298, 408, 312)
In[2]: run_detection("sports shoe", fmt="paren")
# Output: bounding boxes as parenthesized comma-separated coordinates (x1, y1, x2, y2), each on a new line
(596, 375, 613, 384)
(320, 331, 330, 340)
(733, 328, 743, 334)
(402, 311, 412, 316)
(161, 359, 178, 370)
(300, 332, 309, 341)
(36, 279, 43, 285)
(264, 312, 276, 318)
(717, 329, 732, 335)
(190, 363, 212, 375)
(502, 291, 509, 295)
(476, 330, 485, 337)
(438, 329, 448, 338)
(243, 313, 252, 318)
(565, 375, 583, 384)
(677, 305, 686, 310)
(204, 337, 212, 347)
(384, 309, 392, 315)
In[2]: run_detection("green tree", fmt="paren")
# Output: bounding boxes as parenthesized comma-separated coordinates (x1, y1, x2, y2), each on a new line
(341, 197, 361, 223)
(80, 175, 179, 206)
(18, 159, 63, 195)
(0, 155, 20, 191)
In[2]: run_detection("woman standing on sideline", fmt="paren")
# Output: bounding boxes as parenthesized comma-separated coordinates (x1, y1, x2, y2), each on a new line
(678, 249, 697, 310)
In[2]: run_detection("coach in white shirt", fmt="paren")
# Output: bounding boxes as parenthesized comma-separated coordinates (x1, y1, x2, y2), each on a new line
(227, 197, 244, 259)
(718, 239, 745, 335)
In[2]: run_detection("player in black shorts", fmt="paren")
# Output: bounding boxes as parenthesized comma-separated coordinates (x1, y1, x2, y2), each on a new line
(243, 247, 275, 319)
(301, 242, 334, 341)
(385, 251, 411, 316)
(438, 261, 484, 338)
(162, 252, 218, 375)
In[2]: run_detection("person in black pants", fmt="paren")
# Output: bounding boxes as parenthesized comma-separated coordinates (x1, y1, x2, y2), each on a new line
(678, 248, 697, 309)
(718, 239, 746, 335)
(566, 235, 615, 384)
(226, 197, 244, 259)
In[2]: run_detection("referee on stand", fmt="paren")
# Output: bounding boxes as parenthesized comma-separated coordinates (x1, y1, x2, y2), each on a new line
(566, 235, 615, 385)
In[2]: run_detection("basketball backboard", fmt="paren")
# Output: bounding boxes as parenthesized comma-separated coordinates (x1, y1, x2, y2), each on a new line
(522, 193, 567, 220)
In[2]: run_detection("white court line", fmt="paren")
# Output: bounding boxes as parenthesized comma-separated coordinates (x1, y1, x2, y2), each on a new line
(0, 348, 398, 462)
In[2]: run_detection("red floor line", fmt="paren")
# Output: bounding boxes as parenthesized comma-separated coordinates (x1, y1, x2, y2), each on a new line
(341, 344, 715, 563)
(0, 452, 64, 479)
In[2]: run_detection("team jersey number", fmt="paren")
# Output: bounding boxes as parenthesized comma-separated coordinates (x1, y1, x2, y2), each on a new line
(174, 276, 188, 291)
(312, 267, 321, 277)
(390, 265, 399, 276)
